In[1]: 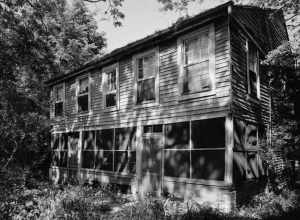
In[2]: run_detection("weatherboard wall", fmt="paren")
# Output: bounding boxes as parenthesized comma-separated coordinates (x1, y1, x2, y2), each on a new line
(50, 18, 231, 132)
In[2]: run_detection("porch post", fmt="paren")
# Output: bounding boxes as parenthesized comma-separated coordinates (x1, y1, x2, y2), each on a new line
(225, 115, 233, 184)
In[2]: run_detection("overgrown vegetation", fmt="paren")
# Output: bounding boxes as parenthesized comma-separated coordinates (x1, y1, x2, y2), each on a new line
(1, 168, 300, 220)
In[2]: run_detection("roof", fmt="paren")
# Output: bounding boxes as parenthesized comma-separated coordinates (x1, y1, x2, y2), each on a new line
(45, 1, 233, 86)
(46, 1, 287, 86)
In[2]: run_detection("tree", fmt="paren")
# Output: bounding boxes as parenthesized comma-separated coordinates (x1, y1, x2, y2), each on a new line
(0, 0, 106, 170)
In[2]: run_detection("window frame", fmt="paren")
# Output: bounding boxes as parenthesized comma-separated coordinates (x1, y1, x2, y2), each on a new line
(177, 23, 216, 100)
(53, 83, 65, 118)
(102, 63, 119, 110)
(246, 40, 261, 100)
(76, 74, 91, 114)
(133, 48, 159, 107)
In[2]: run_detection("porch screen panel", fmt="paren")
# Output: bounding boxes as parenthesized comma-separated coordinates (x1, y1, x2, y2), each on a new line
(95, 129, 114, 171)
(191, 118, 225, 180)
(82, 131, 95, 169)
(164, 122, 190, 178)
(68, 132, 79, 169)
(114, 127, 137, 174)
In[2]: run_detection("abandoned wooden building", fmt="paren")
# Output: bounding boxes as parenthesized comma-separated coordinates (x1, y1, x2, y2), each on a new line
(46, 1, 288, 211)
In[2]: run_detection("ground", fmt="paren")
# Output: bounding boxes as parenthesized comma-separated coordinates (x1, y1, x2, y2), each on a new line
(1, 168, 300, 220)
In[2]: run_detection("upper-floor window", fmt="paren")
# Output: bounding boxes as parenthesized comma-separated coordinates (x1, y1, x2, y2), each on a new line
(77, 76, 89, 113)
(247, 41, 260, 99)
(102, 64, 119, 109)
(54, 85, 64, 117)
(178, 24, 215, 98)
(134, 49, 159, 105)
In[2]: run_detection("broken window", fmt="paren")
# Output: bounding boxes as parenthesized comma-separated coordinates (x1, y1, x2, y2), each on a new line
(54, 85, 64, 117)
(247, 42, 259, 98)
(78, 77, 89, 112)
(135, 51, 158, 104)
(103, 65, 118, 108)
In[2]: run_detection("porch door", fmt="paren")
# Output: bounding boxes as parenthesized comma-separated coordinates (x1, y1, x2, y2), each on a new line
(67, 132, 79, 181)
(141, 134, 163, 196)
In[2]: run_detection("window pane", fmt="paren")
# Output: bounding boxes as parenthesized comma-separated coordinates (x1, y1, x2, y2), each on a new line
(60, 151, 68, 167)
(249, 45, 257, 73)
(115, 127, 136, 150)
(95, 150, 113, 171)
(62, 134, 68, 150)
(82, 151, 95, 169)
(249, 70, 257, 97)
(56, 86, 64, 101)
(79, 77, 89, 94)
(142, 53, 156, 78)
(106, 93, 116, 107)
(68, 132, 79, 168)
(137, 78, 155, 103)
(192, 118, 225, 148)
(107, 70, 116, 91)
(68, 132, 79, 151)
(165, 122, 189, 149)
(52, 134, 60, 150)
(245, 124, 257, 150)
(52, 151, 60, 166)
(114, 151, 129, 173)
(164, 150, 190, 178)
(129, 151, 136, 173)
(78, 94, 89, 112)
(183, 61, 210, 94)
(191, 150, 225, 180)
(96, 129, 114, 150)
(184, 33, 208, 65)
(82, 131, 95, 150)
(55, 102, 63, 116)
(138, 58, 144, 79)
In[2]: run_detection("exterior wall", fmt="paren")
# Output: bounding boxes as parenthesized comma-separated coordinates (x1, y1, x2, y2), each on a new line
(50, 18, 231, 132)
(49, 17, 233, 211)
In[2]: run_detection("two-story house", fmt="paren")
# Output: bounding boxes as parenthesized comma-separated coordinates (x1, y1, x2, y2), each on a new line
(45, 1, 288, 210)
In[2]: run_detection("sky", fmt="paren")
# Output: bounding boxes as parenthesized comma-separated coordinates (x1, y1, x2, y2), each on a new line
(85, 0, 227, 52)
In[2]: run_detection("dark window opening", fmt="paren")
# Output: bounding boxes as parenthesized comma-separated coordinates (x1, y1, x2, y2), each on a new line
(78, 94, 88, 112)
(106, 93, 116, 107)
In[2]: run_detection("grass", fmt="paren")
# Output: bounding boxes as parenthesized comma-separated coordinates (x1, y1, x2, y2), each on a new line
(1, 168, 300, 219)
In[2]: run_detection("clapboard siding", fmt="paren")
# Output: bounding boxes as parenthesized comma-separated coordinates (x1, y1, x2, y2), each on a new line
(230, 24, 270, 127)
(51, 19, 231, 132)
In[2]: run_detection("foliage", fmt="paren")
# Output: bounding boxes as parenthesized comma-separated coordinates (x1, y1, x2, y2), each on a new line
(0, 0, 106, 171)
(1, 168, 300, 220)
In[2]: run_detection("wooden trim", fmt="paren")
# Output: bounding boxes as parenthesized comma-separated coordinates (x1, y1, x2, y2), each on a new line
(136, 124, 143, 195)
(50, 111, 229, 134)
(225, 115, 233, 184)
(163, 176, 230, 187)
